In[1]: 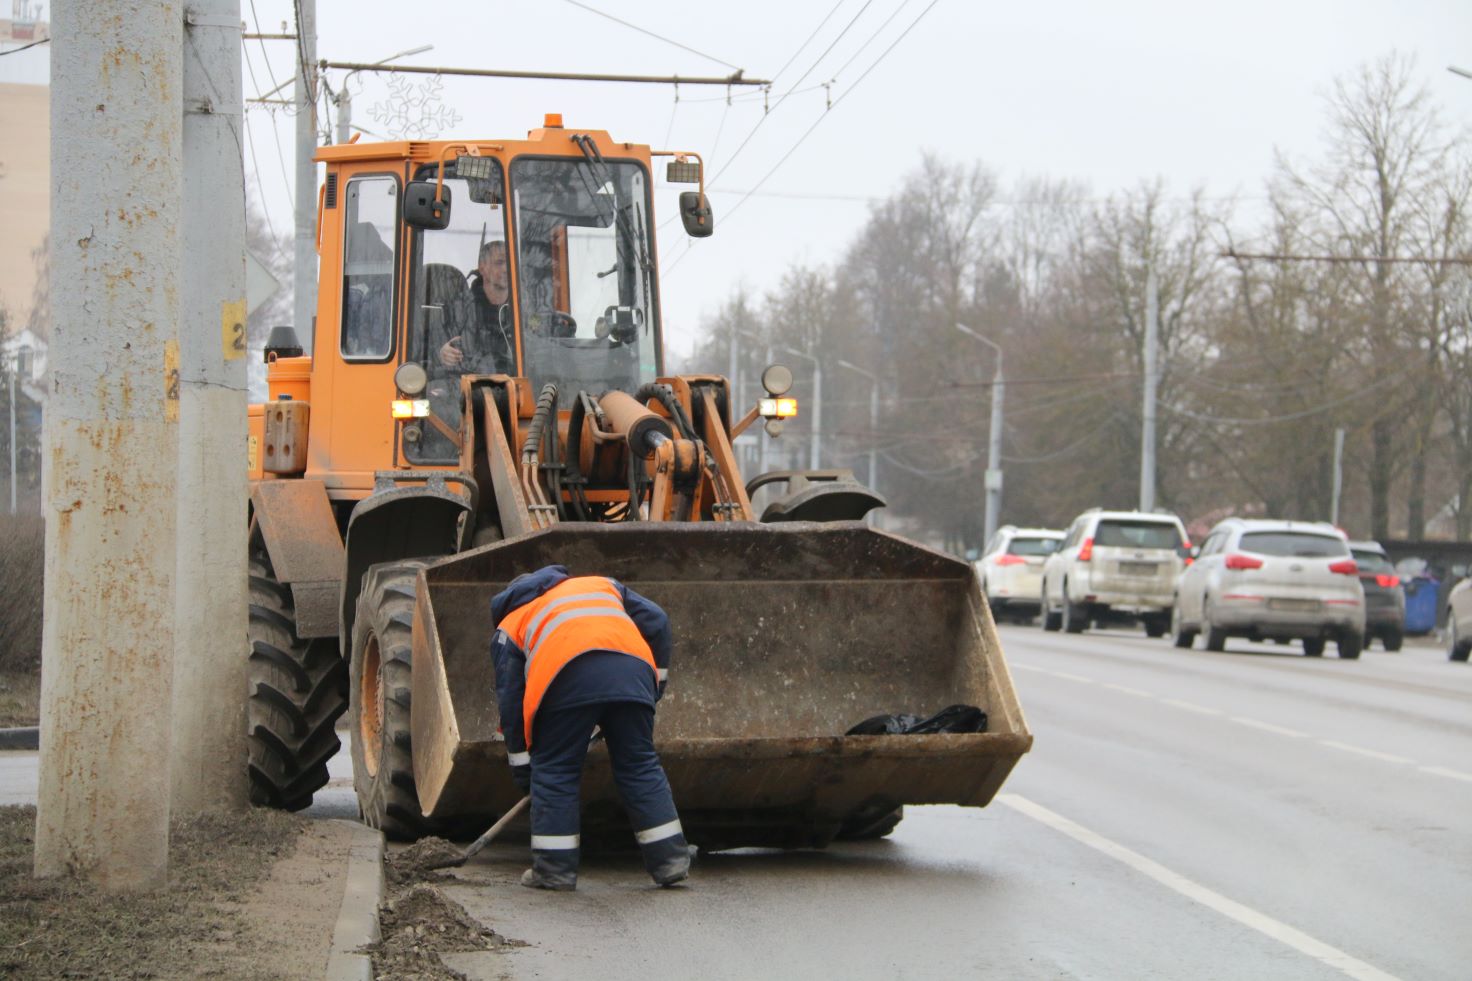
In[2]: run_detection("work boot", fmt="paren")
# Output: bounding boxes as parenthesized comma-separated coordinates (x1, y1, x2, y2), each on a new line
(636, 822, 692, 886)
(521, 867, 576, 891)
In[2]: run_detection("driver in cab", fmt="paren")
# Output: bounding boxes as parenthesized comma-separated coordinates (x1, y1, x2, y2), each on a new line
(439, 240, 514, 375)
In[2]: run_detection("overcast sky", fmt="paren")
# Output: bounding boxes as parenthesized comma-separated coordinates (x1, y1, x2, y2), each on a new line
(18, 1, 1470, 356)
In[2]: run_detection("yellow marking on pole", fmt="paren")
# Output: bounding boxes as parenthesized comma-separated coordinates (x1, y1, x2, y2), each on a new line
(164, 340, 180, 422)
(222, 299, 247, 361)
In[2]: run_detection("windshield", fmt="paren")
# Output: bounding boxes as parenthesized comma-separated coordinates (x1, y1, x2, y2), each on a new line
(511, 156, 660, 401)
(405, 161, 511, 464)
(1352, 549, 1394, 574)
(1239, 532, 1348, 558)
(1094, 520, 1182, 550)
(1009, 537, 1060, 557)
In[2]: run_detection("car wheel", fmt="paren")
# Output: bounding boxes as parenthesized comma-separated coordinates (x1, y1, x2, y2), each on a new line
(1171, 602, 1197, 649)
(1449, 618, 1471, 662)
(1337, 630, 1363, 660)
(1144, 613, 1169, 639)
(1382, 628, 1403, 653)
(1302, 636, 1326, 657)
(1202, 599, 1227, 651)
(1061, 584, 1087, 634)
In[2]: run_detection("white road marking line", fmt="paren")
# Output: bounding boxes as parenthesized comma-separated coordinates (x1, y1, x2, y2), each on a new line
(1418, 765, 1472, 783)
(1009, 662, 1045, 672)
(1101, 683, 1151, 697)
(1051, 670, 1094, 684)
(1160, 698, 1224, 716)
(1229, 716, 1309, 738)
(1318, 741, 1413, 764)
(998, 794, 1402, 981)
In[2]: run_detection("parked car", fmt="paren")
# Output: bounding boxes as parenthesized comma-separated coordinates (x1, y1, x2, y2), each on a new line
(1040, 509, 1189, 636)
(1445, 577, 1472, 662)
(1348, 540, 1405, 651)
(1172, 518, 1365, 658)
(976, 526, 1063, 622)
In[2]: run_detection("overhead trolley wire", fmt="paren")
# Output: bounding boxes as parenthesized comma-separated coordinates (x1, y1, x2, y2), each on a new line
(561, 0, 744, 72)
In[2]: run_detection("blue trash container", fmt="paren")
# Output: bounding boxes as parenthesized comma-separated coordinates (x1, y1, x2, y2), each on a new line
(1403, 575, 1440, 635)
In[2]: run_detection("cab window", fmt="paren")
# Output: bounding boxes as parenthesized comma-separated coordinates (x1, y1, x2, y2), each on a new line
(340, 176, 399, 360)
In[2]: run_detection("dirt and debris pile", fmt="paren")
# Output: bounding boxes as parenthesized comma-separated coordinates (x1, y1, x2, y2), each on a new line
(369, 882, 512, 980)
(386, 835, 464, 884)
(0, 804, 306, 980)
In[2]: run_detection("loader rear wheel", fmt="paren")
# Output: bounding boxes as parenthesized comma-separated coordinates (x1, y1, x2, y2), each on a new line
(349, 561, 439, 840)
(247, 547, 347, 812)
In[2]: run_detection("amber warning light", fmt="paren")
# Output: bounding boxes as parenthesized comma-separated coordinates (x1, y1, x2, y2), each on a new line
(759, 398, 798, 419)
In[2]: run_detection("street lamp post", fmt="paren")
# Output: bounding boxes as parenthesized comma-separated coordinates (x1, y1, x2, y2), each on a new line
(955, 323, 1004, 544)
(835, 358, 878, 491)
(777, 345, 822, 470)
(333, 45, 433, 144)
(7, 350, 16, 515)
(730, 326, 770, 473)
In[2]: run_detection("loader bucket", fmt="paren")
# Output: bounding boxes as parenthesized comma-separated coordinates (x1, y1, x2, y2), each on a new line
(409, 521, 1031, 849)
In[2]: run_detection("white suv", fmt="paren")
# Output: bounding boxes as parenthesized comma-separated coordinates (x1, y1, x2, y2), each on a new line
(1171, 518, 1365, 658)
(976, 526, 1064, 622)
(1040, 509, 1189, 636)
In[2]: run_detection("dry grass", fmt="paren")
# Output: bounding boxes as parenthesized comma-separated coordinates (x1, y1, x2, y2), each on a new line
(0, 513, 43, 674)
(0, 671, 39, 727)
(0, 805, 305, 980)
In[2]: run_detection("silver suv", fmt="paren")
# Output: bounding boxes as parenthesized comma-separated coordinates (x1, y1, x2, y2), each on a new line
(1040, 509, 1189, 636)
(1171, 518, 1365, 658)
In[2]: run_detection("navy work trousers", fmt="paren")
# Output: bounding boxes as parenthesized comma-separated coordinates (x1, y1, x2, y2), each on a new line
(528, 698, 687, 886)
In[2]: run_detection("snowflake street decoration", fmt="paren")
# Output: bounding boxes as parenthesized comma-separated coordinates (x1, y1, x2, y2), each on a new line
(368, 74, 462, 140)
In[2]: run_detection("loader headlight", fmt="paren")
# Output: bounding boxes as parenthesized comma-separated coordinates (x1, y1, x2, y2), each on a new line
(394, 362, 428, 397)
(759, 397, 798, 418)
(391, 399, 431, 419)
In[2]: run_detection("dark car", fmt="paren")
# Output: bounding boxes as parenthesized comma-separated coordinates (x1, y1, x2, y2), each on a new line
(1349, 540, 1406, 651)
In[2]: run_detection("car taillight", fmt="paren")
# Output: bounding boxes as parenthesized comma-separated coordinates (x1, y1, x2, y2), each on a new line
(1078, 538, 1093, 562)
(1182, 540, 1193, 566)
(1375, 573, 1400, 588)
(1328, 559, 1359, 576)
(995, 554, 1027, 566)
(1224, 553, 1263, 571)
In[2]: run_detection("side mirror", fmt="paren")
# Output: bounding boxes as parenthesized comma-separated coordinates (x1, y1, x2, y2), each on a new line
(679, 191, 713, 238)
(404, 180, 452, 230)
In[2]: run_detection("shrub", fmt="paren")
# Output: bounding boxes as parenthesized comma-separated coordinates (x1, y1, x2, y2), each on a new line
(0, 513, 43, 673)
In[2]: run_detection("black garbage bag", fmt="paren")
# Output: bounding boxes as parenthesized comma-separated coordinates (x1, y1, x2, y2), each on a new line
(846, 704, 988, 736)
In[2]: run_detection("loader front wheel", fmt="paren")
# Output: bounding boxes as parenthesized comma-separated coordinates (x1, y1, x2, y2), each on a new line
(836, 805, 904, 841)
(349, 561, 438, 840)
(247, 547, 348, 812)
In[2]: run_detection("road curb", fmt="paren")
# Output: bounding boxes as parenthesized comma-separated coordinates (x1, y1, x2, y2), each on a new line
(325, 820, 384, 981)
(0, 727, 38, 751)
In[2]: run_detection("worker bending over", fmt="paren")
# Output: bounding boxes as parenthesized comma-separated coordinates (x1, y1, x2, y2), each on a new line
(491, 564, 689, 891)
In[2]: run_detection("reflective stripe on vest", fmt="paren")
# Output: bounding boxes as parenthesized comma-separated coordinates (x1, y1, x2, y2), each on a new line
(500, 576, 656, 746)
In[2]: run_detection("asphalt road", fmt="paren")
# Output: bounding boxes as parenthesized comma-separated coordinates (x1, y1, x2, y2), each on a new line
(436, 625, 1472, 981)
(4, 626, 1467, 978)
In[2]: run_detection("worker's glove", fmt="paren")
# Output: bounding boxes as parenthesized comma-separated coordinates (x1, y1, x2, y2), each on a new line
(511, 763, 532, 793)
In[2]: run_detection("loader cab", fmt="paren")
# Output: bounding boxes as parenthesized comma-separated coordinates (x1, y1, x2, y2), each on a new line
(301, 127, 676, 485)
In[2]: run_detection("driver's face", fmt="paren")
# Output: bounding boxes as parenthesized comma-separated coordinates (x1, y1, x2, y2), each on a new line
(480, 245, 509, 292)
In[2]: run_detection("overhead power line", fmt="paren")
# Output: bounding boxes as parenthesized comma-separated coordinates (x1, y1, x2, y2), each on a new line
(561, 0, 744, 72)
(1222, 249, 1472, 266)
(0, 37, 48, 56)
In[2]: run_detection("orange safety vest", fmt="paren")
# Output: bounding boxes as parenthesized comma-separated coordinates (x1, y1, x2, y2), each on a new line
(498, 575, 657, 745)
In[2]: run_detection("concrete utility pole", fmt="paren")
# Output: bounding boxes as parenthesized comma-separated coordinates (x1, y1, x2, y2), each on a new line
(837, 359, 879, 525)
(293, 0, 317, 351)
(956, 323, 1005, 544)
(1140, 266, 1159, 513)
(37, 0, 185, 890)
(173, 0, 248, 815)
(1331, 427, 1346, 526)
(7, 352, 15, 514)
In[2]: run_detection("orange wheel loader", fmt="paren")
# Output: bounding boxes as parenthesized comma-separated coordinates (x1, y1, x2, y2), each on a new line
(244, 117, 1031, 847)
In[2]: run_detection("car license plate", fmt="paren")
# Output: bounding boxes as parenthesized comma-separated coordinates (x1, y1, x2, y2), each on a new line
(1269, 598, 1319, 612)
(1119, 561, 1158, 576)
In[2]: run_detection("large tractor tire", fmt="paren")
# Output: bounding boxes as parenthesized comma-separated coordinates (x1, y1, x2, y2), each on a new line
(247, 546, 348, 811)
(349, 561, 441, 840)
